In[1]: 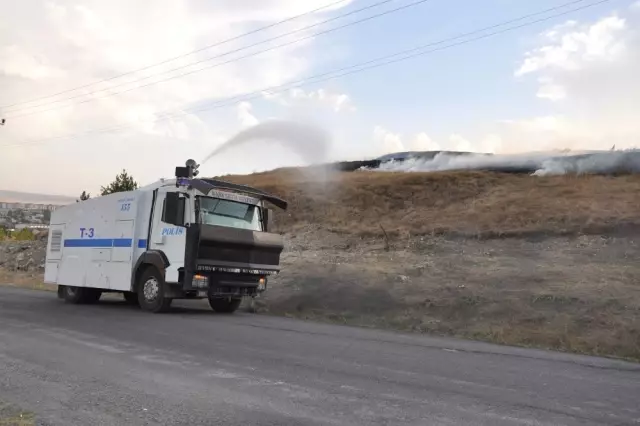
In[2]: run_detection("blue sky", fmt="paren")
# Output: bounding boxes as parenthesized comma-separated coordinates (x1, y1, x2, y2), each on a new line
(1, 0, 638, 194)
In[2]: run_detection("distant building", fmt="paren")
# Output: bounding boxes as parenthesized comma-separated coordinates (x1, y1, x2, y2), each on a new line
(0, 202, 59, 211)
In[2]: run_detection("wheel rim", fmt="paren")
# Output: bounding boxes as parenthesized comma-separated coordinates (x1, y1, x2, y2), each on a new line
(66, 287, 78, 296)
(143, 277, 160, 302)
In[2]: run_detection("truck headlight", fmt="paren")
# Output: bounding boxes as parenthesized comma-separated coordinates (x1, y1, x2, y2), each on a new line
(193, 274, 208, 289)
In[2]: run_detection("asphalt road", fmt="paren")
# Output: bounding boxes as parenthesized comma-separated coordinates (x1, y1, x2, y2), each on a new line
(1, 286, 639, 426)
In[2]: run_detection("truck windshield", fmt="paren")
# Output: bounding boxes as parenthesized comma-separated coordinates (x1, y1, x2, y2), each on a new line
(198, 196, 262, 231)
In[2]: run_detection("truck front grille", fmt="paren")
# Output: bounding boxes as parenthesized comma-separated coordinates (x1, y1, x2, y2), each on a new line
(197, 244, 280, 266)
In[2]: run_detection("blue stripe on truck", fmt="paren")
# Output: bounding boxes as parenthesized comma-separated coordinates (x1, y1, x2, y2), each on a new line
(63, 238, 147, 248)
(64, 239, 116, 248)
(113, 238, 133, 247)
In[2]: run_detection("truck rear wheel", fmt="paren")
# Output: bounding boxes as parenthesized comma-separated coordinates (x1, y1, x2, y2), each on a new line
(137, 266, 172, 313)
(208, 297, 242, 314)
(61, 286, 102, 304)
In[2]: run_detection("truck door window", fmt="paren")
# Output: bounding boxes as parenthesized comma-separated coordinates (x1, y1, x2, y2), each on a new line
(198, 197, 262, 231)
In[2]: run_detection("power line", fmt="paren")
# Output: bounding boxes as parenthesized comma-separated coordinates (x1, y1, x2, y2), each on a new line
(4, 0, 418, 117)
(0, 0, 350, 110)
(1, 0, 612, 149)
(5, 0, 428, 118)
(152, 0, 613, 117)
(1, 0, 606, 145)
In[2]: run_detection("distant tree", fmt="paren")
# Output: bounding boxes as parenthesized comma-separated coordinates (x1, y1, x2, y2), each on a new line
(100, 169, 138, 196)
(0, 227, 7, 241)
(76, 191, 91, 202)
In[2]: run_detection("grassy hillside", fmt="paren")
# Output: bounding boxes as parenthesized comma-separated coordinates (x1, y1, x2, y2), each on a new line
(223, 169, 640, 238)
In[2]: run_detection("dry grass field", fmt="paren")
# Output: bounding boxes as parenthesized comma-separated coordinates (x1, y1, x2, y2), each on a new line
(224, 169, 640, 238)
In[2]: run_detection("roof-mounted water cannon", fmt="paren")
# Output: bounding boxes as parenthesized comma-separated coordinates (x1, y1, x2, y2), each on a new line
(186, 159, 200, 177)
(175, 159, 200, 187)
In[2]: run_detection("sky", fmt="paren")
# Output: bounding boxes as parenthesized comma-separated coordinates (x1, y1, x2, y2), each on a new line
(1, 0, 639, 196)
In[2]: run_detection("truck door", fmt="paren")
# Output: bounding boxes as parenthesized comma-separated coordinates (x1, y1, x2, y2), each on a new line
(148, 190, 188, 283)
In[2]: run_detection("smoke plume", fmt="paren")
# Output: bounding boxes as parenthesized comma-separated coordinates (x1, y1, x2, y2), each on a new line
(370, 150, 640, 176)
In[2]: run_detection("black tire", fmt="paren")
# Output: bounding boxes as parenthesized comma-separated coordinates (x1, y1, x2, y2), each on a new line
(123, 291, 139, 306)
(208, 297, 242, 314)
(137, 266, 172, 313)
(62, 285, 84, 304)
(61, 286, 101, 304)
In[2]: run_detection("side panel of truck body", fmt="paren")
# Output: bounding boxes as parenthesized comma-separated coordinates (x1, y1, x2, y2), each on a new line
(44, 189, 153, 291)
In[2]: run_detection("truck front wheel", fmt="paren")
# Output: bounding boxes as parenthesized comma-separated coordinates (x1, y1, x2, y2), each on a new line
(137, 266, 172, 313)
(208, 297, 242, 314)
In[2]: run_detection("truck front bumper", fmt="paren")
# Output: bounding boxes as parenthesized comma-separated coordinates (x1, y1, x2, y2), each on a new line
(186, 272, 268, 297)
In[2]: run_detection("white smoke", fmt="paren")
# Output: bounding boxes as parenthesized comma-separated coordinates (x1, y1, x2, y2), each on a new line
(370, 149, 640, 176)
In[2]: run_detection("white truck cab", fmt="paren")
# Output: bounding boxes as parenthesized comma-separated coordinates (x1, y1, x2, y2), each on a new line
(45, 160, 287, 313)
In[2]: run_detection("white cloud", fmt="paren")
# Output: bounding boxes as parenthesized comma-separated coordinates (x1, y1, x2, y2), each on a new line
(264, 87, 356, 112)
(516, 15, 626, 77)
(506, 10, 640, 152)
(479, 134, 503, 153)
(290, 88, 356, 112)
(536, 77, 567, 101)
(0, 0, 352, 194)
(0, 45, 65, 80)
(371, 127, 500, 156)
(373, 126, 404, 155)
(236, 102, 259, 127)
(449, 134, 471, 152)
(411, 133, 440, 151)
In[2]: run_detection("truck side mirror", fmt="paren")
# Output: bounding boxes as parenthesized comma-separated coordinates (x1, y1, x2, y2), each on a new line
(262, 208, 273, 232)
(162, 192, 185, 226)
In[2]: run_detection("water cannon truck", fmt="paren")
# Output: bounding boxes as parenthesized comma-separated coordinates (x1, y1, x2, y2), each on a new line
(44, 160, 287, 313)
